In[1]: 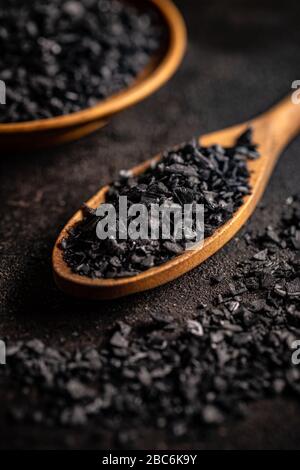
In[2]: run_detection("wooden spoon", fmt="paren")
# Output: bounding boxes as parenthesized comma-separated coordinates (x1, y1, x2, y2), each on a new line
(53, 94, 300, 300)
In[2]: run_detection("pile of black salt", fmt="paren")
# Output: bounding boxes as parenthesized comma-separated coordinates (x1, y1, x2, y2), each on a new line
(62, 129, 260, 278)
(0, 0, 163, 123)
(3, 195, 300, 442)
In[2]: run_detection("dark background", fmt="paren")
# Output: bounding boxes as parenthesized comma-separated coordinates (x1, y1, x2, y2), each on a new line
(1, 0, 300, 449)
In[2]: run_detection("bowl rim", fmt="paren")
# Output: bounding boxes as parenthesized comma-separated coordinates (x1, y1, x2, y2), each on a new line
(0, 0, 186, 134)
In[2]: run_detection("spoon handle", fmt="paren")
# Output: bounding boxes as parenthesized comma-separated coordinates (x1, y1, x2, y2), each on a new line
(256, 94, 300, 156)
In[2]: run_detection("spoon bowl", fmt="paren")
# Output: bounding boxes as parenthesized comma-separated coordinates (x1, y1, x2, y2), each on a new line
(53, 95, 300, 299)
(0, 0, 186, 152)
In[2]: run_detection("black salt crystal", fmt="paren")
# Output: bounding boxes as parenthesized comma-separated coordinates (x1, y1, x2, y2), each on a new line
(202, 405, 224, 425)
(110, 332, 129, 349)
(186, 320, 204, 337)
(253, 249, 268, 261)
(150, 312, 174, 325)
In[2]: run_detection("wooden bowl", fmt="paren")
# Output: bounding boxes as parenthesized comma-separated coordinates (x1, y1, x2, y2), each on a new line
(0, 0, 186, 152)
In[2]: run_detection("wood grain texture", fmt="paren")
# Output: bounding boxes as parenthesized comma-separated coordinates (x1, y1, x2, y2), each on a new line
(53, 95, 300, 299)
(0, 0, 186, 151)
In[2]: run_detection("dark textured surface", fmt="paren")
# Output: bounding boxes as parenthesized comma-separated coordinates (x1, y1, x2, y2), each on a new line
(0, 0, 300, 450)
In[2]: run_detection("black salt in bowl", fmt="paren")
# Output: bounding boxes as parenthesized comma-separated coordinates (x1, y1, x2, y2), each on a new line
(0, 0, 186, 150)
(0, 0, 165, 123)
